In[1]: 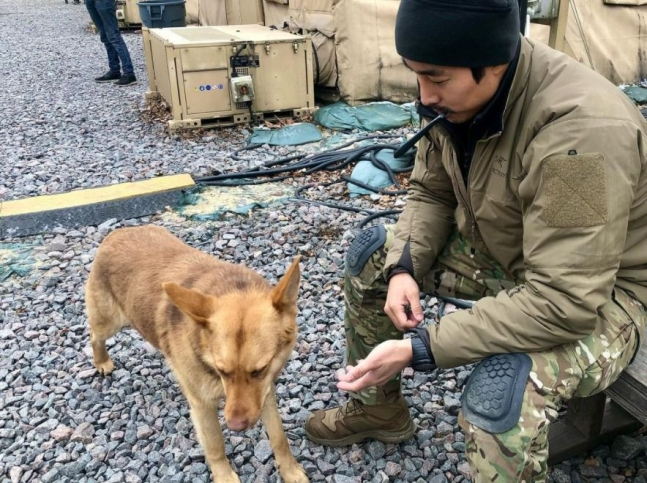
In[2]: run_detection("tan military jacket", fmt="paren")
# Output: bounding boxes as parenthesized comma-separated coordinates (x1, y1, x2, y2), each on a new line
(384, 37, 647, 368)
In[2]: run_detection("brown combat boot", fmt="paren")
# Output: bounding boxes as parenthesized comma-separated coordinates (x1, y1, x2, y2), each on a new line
(304, 397, 416, 446)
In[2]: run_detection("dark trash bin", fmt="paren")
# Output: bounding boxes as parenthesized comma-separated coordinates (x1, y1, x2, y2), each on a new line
(138, 0, 186, 28)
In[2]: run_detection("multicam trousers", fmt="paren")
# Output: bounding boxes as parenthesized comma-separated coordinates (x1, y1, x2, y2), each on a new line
(345, 224, 645, 483)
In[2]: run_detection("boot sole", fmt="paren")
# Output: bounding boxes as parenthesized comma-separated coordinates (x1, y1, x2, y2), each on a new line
(305, 418, 416, 447)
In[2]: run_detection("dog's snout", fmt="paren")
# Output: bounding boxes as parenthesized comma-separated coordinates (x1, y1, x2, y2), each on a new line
(226, 417, 252, 432)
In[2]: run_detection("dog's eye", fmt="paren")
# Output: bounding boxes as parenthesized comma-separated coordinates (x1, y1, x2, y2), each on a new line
(250, 365, 268, 378)
(216, 367, 231, 378)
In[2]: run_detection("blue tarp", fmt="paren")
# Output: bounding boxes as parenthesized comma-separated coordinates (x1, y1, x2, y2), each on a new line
(0, 244, 36, 281)
(348, 150, 413, 196)
(247, 123, 323, 146)
(174, 184, 292, 221)
(623, 86, 647, 105)
(314, 101, 419, 131)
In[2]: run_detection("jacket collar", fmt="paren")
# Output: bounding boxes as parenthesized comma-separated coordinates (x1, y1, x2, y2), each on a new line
(470, 39, 521, 139)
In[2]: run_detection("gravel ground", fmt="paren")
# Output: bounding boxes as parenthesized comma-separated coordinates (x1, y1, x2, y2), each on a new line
(1, 1, 646, 482)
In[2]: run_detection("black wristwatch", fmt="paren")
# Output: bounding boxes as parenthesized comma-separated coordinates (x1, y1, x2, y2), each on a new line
(407, 327, 436, 372)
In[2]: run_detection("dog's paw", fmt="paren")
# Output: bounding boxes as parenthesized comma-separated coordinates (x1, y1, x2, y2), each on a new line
(210, 466, 241, 483)
(95, 359, 114, 376)
(281, 465, 309, 483)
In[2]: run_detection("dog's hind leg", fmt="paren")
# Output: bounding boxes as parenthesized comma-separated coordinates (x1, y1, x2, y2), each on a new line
(262, 388, 309, 483)
(186, 394, 241, 483)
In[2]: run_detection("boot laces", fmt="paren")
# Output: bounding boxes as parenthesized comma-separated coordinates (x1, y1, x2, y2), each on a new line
(341, 399, 364, 416)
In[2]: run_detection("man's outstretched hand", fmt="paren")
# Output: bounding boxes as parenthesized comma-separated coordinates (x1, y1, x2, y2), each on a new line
(336, 339, 413, 392)
(385, 273, 424, 331)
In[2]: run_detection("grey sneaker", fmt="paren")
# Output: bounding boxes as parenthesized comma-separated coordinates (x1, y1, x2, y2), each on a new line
(305, 397, 416, 446)
(115, 74, 137, 86)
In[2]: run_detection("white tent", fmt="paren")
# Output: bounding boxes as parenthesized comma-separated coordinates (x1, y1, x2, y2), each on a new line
(189, 0, 647, 104)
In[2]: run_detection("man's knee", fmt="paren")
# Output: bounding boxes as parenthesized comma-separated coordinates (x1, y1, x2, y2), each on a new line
(460, 354, 550, 482)
(345, 225, 387, 277)
(461, 353, 532, 433)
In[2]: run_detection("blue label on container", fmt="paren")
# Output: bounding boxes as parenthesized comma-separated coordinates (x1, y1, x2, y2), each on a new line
(193, 84, 225, 93)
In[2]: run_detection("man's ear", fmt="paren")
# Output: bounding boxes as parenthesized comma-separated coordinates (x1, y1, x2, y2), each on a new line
(271, 255, 301, 313)
(490, 62, 509, 78)
(162, 282, 215, 324)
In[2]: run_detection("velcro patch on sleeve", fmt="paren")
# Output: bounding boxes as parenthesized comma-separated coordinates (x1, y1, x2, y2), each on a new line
(542, 153, 608, 227)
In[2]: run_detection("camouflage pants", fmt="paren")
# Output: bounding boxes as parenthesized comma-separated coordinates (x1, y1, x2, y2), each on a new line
(345, 224, 645, 483)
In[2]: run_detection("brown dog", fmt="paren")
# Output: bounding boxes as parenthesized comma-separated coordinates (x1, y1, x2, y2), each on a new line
(85, 225, 308, 483)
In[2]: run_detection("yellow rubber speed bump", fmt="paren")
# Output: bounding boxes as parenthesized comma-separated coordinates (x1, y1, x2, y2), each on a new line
(0, 174, 195, 238)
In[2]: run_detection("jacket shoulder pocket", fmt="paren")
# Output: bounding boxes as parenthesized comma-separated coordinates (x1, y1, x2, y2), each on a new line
(541, 153, 608, 227)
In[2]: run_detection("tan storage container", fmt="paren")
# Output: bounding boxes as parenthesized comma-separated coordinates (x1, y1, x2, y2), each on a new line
(116, 0, 143, 27)
(142, 24, 316, 130)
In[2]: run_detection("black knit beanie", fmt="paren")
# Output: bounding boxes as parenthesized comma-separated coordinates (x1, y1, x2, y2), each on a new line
(395, 0, 520, 68)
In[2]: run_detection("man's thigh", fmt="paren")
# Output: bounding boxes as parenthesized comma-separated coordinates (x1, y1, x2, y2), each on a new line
(571, 287, 644, 397)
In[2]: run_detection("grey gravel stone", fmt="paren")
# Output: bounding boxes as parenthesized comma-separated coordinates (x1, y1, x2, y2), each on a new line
(47, 424, 70, 440)
(428, 474, 449, 483)
(333, 475, 356, 483)
(367, 441, 386, 459)
(71, 422, 95, 444)
(136, 425, 154, 440)
(611, 435, 644, 460)
(579, 463, 609, 478)
(254, 439, 273, 464)
(9, 467, 22, 483)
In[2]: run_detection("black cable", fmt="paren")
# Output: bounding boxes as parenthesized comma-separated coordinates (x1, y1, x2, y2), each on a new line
(247, 100, 255, 126)
(357, 210, 402, 228)
(291, 180, 398, 220)
(231, 43, 246, 78)
(393, 113, 445, 158)
(193, 134, 416, 227)
(342, 176, 407, 196)
(195, 135, 402, 182)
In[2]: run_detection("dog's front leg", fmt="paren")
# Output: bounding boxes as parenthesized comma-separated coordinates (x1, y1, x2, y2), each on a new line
(262, 388, 309, 483)
(187, 397, 240, 483)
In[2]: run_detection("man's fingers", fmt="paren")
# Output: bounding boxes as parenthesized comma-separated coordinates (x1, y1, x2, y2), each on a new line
(409, 301, 424, 322)
(336, 364, 366, 383)
(337, 372, 375, 392)
(387, 304, 410, 331)
(400, 319, 419, 330)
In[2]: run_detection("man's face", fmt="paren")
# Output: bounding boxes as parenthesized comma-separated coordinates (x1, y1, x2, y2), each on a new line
(404, 59, 507, 123)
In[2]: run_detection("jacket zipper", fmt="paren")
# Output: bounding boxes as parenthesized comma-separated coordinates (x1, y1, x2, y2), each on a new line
(448, 128, 503, 254)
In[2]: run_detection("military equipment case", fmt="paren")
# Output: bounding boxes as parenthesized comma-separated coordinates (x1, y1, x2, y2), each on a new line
(142, 24, 316, 130)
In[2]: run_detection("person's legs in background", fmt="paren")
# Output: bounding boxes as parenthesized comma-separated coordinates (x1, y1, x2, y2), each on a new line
(85, 0, 121, 81)
(90, 0, 136, 84)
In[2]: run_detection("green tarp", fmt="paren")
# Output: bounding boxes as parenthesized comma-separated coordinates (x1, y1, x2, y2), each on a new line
(248, 123, 323, 146)
(314, 101, 419, 131)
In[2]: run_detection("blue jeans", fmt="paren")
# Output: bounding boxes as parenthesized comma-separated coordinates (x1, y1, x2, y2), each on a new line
(86, 0, 134, 75)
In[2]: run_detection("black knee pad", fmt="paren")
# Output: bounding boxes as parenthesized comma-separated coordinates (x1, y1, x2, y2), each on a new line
(461, 353, 532, 433)
(346, 225, 386, 276)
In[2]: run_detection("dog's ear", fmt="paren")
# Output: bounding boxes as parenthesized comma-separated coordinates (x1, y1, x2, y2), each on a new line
(162, 282, 215, 324)
(271, 255, 301, 312)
